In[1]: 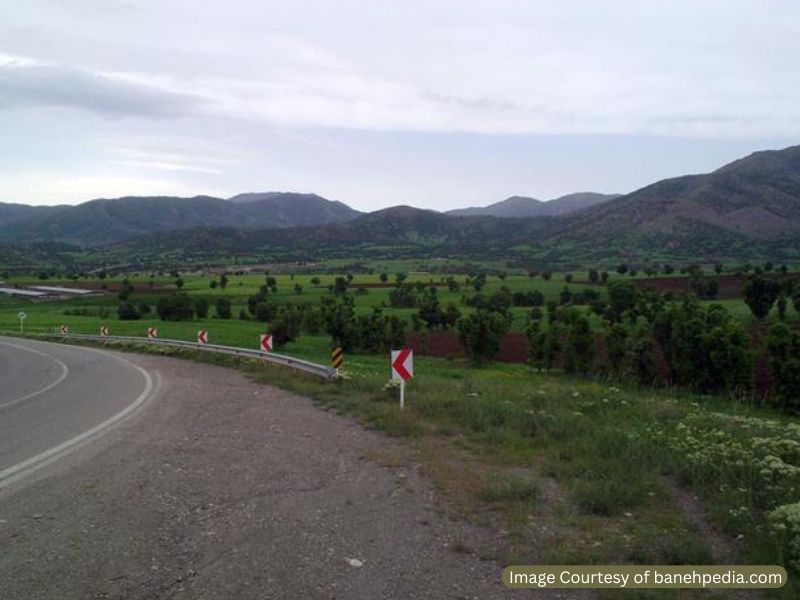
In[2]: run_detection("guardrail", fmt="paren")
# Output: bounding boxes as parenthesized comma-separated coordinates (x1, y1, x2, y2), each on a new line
(44, 332, 337, 380)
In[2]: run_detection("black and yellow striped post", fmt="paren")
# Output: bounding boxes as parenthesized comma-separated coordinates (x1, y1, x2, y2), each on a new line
(331, 347, 343, 370)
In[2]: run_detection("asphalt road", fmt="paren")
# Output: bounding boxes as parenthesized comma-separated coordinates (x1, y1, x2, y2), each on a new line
(0, 337, 155, 486)
(0, 341, 533, 599)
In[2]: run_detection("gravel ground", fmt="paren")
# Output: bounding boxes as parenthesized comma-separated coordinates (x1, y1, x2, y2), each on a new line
(0, 352, 543, 599)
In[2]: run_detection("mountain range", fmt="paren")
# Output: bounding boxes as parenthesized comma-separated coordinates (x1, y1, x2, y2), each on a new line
(2, 144, 800, 265)
(446, 192, 620, 218)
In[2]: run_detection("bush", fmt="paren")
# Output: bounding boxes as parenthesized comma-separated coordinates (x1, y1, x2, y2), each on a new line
(194, 297, 209, 319)
(767, 324, 800, 413)
(156, 293, 194, 321)
(254, 302, 273, 322)
(743, 275, 780, 320)
(271, 306, 303, 347)
(458, 310, 511, 364)
(215, 297, 232, 319)
(117, 302, 141, 320)
(768, 503, 800, 573)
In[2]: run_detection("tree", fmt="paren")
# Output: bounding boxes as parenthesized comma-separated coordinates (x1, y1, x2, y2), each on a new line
(271, 306, 303, 347)
(617, 263, 628, 275)
(156, 293, 194, 321)
(254, 302, 272, 322)
(194, 297, 210, 319)
(310, 276, 321, 285)
(588, 269, 599, 283)
(215, 297, 232, 319)
(117, 302, 141, 320)
(563, 314, 594, 373)
(379, 273, 388, 283)
(607, 280, 637, 322)
(294, 283, 303, 295)
(767, 324, 800, 413)
(332, 276, 349, 295)
(118, 278, 134, 301)
(458, 310, 511, 364)
(323, 296, 358, 351)
(175, 277, 184, 289)
(742, 275, 780, 320)
(209, 280, 218, 289)
(219, 273, 229, 289)
(565, 273, 573, 283)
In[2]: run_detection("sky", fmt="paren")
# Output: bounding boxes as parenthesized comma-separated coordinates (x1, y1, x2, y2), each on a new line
(1, 0, 798, 211)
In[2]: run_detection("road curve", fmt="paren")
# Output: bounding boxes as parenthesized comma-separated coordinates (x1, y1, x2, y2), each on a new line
(0, 350, 523, 599)
(0, 336, 156, 487)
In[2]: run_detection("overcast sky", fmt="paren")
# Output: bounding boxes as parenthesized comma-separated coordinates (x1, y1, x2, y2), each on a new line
(1, 1, 798, 211)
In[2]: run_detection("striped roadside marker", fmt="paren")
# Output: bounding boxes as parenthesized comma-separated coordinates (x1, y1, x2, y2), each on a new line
(331, 347, 343, 369)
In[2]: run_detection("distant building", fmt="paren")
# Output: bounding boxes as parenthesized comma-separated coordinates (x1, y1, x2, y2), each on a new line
(0, 287, 59, 299)
(28, 285, 102, 297)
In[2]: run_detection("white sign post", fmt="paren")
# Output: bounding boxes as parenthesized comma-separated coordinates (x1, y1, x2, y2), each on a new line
(18, 311, 26, 334)
(391, 348, 414, 409)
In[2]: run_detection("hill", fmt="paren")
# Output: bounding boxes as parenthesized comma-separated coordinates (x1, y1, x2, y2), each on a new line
(447, 192, 618, 218)
(0, 203, 66, 227)
(0, 192, 361, 245)
(104, 206, 559, 264)
(553, 145, 800, 260)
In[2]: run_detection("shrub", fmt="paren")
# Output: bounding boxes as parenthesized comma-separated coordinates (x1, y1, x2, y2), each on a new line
(156, 293, 194, 321)
(194, 297, 209, 319)
(117, 302, 141, 320)
(767, 324, 800, 413)
(458, 310, 511, 364)
(768, 503, 800, 573)
(743, 275, 780, 320)
(215, 297, 232, 319)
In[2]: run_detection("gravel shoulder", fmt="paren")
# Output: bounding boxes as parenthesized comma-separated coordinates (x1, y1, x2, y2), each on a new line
(0, 351, 535, 599)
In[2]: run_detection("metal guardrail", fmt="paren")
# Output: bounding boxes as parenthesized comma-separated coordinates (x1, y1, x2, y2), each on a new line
(44, 332, 337, 380)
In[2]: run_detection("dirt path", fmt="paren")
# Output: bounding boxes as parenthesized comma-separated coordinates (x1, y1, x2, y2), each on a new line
(0, 352, 550, 599)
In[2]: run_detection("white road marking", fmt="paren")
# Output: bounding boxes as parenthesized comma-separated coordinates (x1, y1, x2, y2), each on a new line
(0, 343, 160, 490)
(0, 341, 70, 409)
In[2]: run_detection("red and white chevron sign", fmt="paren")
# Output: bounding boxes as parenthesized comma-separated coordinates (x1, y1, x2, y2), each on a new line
(147, 326, 158, 338)
(197, 329, 208, 345)
(260, 333, 273, 353)
(391, 348, 413, 381)
(60, 324, 68, 335)
(100, 325, 109, 337)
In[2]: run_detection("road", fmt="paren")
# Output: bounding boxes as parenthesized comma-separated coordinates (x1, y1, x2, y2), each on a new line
(0, 339, 523, 599)
(0, 337, 155, 487)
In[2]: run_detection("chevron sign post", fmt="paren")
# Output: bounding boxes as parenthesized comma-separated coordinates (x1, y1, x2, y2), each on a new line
(197, 329, 208, 345)
(60, 324, 69, 335)
(260, 334, 273, 353)
(100, 325, 109, 337)
(147, 326, 158, 338)
(391, 348, 413, 409)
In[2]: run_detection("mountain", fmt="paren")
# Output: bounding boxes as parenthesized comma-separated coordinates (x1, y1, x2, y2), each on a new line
(0, 203, 66, 227)
(447, 192, 619, 218)
(226, 192, 362, 226)
(448, 196, 544, 218)
(105, 206, 559, 263)
(0, 192, 361, 244)
(554, 145, 800, 258)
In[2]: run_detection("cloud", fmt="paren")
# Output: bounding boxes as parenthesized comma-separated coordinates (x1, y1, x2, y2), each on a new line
(0, 60, 200, 117)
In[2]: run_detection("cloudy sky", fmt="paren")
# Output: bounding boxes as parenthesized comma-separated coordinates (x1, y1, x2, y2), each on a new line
(1, 1, 798, 211)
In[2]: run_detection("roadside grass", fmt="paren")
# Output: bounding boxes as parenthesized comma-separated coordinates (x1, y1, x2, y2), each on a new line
(13, 333, 798, 597)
